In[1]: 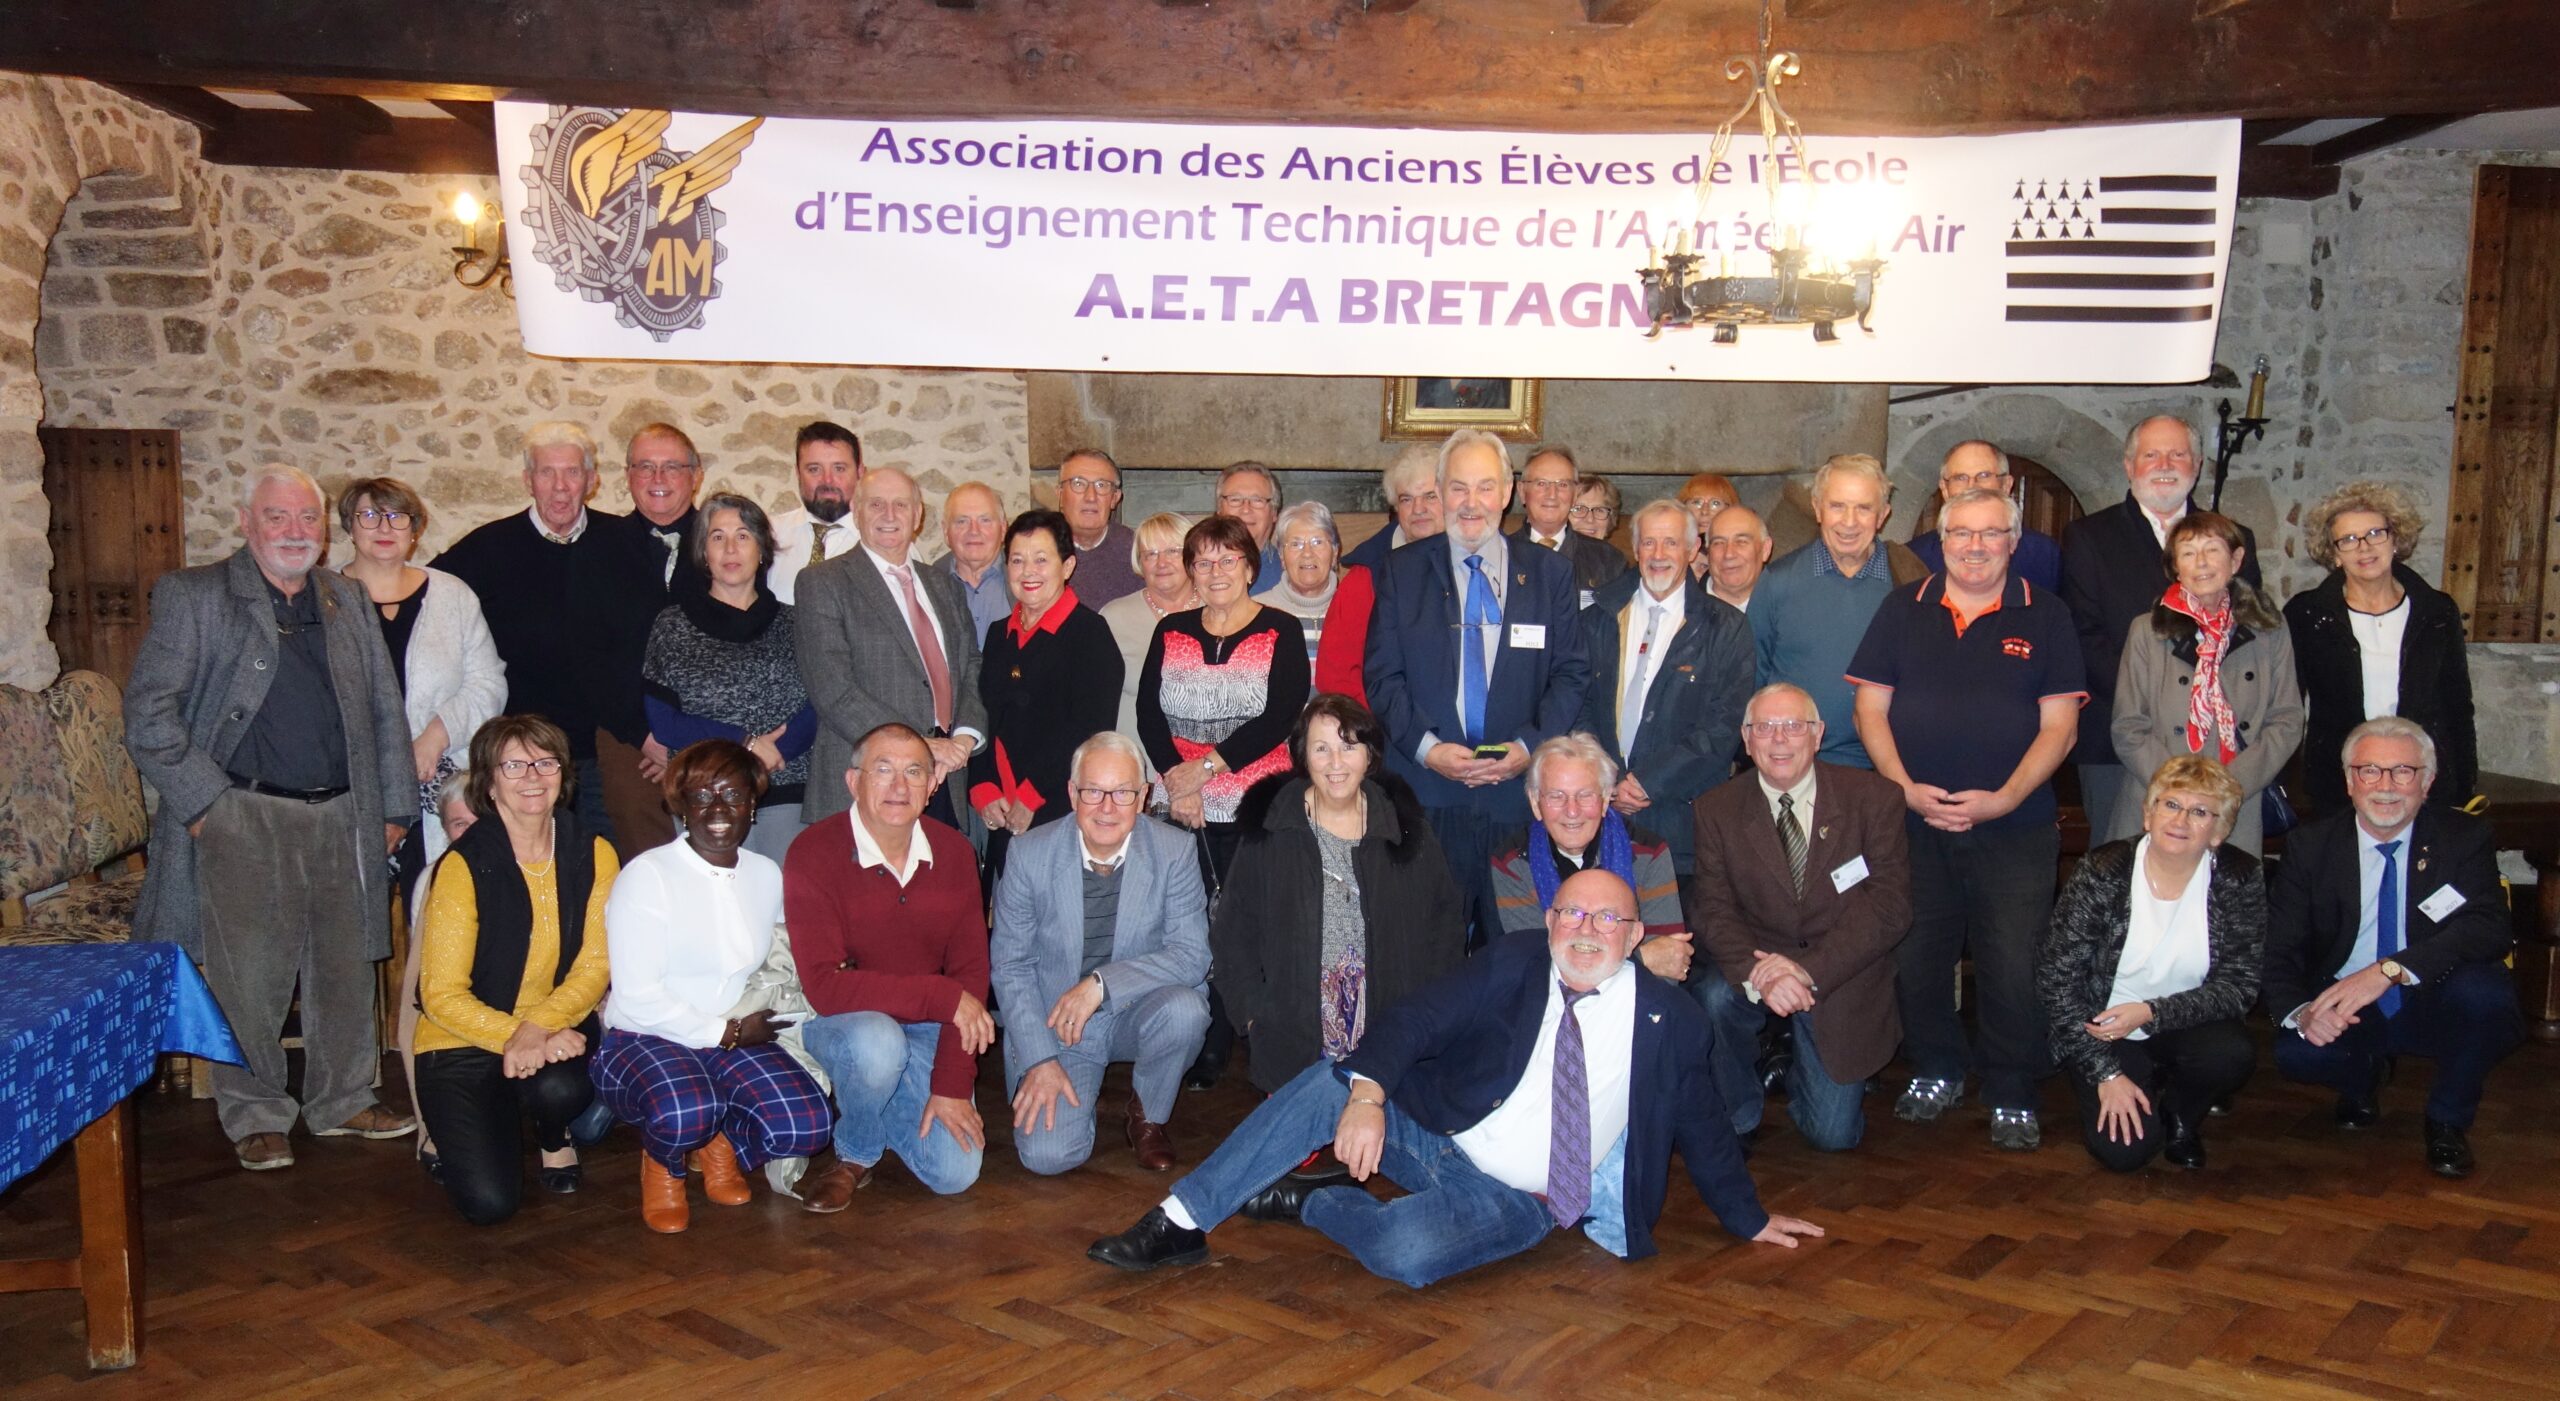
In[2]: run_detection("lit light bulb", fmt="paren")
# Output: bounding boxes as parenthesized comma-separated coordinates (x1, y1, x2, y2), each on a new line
(453, 191, 484, 227)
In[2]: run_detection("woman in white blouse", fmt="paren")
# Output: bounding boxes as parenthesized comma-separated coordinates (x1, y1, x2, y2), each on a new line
(2037, 755, 2264, 1173)
(594, 739, 831, 1233)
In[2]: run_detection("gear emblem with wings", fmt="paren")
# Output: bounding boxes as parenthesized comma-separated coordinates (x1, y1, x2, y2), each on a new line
(520, 106, 764, 341)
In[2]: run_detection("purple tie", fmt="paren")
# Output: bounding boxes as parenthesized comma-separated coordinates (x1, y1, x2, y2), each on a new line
(1546, 983, 1596, 1229)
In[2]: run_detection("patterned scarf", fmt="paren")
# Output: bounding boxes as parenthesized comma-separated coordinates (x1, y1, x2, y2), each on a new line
(1527, 808, 1638, 913)
(2162, 582, 2238, 763)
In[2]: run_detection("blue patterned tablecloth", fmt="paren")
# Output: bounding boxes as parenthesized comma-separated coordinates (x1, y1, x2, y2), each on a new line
(0, 942, 243, 1190)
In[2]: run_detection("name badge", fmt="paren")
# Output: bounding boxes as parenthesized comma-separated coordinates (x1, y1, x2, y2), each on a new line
(1830, 855, 1870, 893)
(2418, 884, 2466, 923)
(1509, 623, 1547, 649)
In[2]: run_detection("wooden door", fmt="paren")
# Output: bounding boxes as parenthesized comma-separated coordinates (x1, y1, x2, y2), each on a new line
(42, 428, 182, 689)
(2446, 164, 2560, 643)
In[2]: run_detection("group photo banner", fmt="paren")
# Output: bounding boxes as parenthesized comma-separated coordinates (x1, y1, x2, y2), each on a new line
(495, 102, 2239, 384)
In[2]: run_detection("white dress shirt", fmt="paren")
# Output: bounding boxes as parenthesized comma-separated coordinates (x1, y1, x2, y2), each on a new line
(1448, 960, 1636, 1197)
(2104, 837, 2213, 1038)
(765, 506, 846, 605)
(1079, 830, 1131, 873)
(849, 806, 933, 888)
(601, 840, 785, 1047)
(2348, 595, 2410, 721)
(1616, 583, 1686, 754)
(2341, 819, 2417, 980)
(2142, 502, 2189, 552)
(526, 504, 588, 545)
(1757, 767, 1817, 827)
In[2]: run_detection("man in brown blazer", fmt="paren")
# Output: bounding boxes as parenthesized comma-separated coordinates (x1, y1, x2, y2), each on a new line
(1685, 682, 1912, 1150)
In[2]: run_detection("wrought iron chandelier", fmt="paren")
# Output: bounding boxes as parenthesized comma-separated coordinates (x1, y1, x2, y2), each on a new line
(1639, 0, 1881, 342)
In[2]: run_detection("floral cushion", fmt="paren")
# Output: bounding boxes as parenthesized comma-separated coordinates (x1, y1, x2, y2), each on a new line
(5, 868, 143, 947)
(0, 683, 80, 902)
(47, 670, 148, 868)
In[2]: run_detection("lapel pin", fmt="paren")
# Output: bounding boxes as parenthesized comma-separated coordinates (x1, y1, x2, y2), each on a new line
(1818, 825, 1830, 841)
(1648, 1012, 1662, 1024)
(1515, 572, 1528, 587)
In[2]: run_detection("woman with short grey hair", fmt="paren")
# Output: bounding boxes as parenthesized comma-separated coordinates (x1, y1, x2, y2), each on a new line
(1253, 500, 1341, 664)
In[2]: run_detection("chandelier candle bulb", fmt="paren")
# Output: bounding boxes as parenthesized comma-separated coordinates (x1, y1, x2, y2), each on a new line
(2245, 355, 2268, 419)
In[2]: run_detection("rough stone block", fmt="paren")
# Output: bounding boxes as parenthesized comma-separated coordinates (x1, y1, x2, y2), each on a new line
(76, 312, 157, 364)
(434, 329, 481, 369)
(40, 273, 100, 307)
(302, 367, 440, 404)
(655, 367, 711, 396)
(162, 316, 207, 354)
(293, 213, 404, 260)
(267, 267, 331, 297)
(106, 271, 212, 307)
(59, 232, 202, 268)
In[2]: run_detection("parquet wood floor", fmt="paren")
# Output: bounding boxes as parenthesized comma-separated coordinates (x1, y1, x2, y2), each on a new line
(5, 1036, 2558, 1399)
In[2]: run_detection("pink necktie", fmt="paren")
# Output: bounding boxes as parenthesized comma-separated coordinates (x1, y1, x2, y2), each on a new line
(896, 565, 955, 731)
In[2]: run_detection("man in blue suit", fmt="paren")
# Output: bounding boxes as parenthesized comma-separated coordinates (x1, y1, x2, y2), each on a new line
(1087, 868, 1824, 1286)
(1579, 499, 1752, 876)
(1365, 428, 1593, 945)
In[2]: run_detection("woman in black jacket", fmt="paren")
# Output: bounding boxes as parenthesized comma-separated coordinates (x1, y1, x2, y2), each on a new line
(2037, 754, 2264, 1174)
(970, 509, 1125, 883)
(1210, 694, 1465, 1096)
(2284, 481, 2477, 811)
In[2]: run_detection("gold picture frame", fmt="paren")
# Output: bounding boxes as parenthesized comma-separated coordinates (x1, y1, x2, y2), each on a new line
(1381, 377, 1543, 441)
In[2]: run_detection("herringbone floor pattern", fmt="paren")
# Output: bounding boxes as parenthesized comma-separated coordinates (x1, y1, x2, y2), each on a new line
(6, 1037, 2558, 1398)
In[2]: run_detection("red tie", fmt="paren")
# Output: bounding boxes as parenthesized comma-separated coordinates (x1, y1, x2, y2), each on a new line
(896, 564, 955, 730)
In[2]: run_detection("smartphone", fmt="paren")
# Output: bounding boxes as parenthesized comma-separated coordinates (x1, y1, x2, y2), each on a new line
(1472, 744, 1511, 760)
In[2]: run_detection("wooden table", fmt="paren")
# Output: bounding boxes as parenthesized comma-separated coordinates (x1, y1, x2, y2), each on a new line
(0, 1103, 140, 1368)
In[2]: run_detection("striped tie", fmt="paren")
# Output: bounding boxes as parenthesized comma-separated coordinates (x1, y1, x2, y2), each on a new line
(1545, 983, 1596, 1229)
(1778, 793, 1807, 898)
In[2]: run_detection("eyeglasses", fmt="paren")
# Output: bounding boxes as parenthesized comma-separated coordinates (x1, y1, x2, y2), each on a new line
(1281, 537, 1333, 555)
(1567, 504, 1614, 522)
(1551, 906, 1631, 934)
(497, 758, 564, 778)
(1218, 492, 1276, 512)
(1941, 527, 2014, 547)
(353, 508, 415, 530)
(1941, 470, 2009, 490)
(1061, 476, 1121, 497)
(2332, 525, 2394, 552)
(1742, 719, 1815, 738)
(1539, 788, 1602, 808)
(1075, 786, 1141, 807)
(2151, 797, 2221, 824)
(2347, 762, 2426, 786)
(1192, 555, 1248, 574)
(1138, 546, 1186, 564)
(628, 460, 695, 478)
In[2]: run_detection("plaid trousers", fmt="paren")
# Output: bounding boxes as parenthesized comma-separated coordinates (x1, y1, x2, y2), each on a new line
(592, 1029, 833, 1175)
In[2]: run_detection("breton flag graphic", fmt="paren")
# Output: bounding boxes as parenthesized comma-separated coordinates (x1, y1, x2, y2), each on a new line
(2002, 173, 2221, 324)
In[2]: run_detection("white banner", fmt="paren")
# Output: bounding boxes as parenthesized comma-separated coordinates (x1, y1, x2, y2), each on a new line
(496, 102, 2238, 384)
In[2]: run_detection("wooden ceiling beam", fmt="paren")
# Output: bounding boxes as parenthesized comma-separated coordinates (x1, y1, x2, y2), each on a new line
(98, 81, 238, 130)
(9, 0, 2559, 134)
(277, 90, 396, 135)
(2235, 142, 2340, 199)
(2307, 113, 2465, 164)
(196, 111, 497, 174)
(1584, 0, 1662, 23)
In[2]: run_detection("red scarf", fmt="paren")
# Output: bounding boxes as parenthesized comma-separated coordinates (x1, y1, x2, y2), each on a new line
(2161, 582, 2237, 763)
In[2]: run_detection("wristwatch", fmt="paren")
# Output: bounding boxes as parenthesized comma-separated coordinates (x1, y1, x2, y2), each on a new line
(2378, 959, 2416, 987)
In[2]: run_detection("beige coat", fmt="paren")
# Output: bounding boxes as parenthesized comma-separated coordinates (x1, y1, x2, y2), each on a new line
(2106, 582, 2304, 855)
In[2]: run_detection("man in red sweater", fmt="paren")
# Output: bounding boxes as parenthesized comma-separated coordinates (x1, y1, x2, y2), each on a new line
(786, 723, 996, 1211)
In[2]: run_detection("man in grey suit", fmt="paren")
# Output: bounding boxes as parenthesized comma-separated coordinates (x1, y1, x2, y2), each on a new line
(992, 732, 1212, 1175)
(796, 466, 986, 829)
(124, 465, 417, 1171)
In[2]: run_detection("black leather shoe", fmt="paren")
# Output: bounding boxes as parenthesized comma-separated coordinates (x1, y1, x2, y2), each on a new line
(1182, 1052, 1228, 1092)
(2205, 1094, 2234, 1118)
(2424, 1118, 2475, 1179)
(2335, 1092, 2380, 1130)
(2162, 1110, 2206, 1170)
(1088, 1207, 1209, 1272)
(1240, 1175, 1326, 1224)
(541, 1163, 582, 1194)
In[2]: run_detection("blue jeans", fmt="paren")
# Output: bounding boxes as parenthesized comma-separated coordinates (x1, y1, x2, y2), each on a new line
(801, 1013, 983, 1194)
(2273, 960, 2523, 1129)
(1169, 1061, 1556, 1289)
(1694, 977, 1866, 1151)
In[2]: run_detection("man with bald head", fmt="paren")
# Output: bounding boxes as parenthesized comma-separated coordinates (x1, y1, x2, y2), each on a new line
(1089, 866, 1820, 1284)
(2059, 415, 2262, 838)
(936, 480, 1011, 645)
(127, 465, 418, 1169)
(1908, 441, 2060, 590)
(797, 466, 986, 831)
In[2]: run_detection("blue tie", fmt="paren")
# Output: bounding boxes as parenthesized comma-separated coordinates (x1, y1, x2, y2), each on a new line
(1461, 554, 1498, 745)
(2375, 839, 2403, 1017)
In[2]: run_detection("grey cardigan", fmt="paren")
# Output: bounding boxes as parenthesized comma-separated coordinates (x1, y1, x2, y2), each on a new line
(2106, 582, 2304, 855)
(124, 550, 414, 960)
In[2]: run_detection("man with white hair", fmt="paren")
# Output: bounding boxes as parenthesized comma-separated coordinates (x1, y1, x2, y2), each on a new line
(1748, 453, 1927, 769)
(437, 420, 656, 851)
(125, 465, 419, 1170)
(1342, 442, 1445, 575)
(1366, 429, 1592, 947)
(1488, 733, 1694, 986)
(991, 731, 1211, 1175)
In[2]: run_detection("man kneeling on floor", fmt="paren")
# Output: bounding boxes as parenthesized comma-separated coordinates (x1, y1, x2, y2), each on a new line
(1088, 868, 1823, 1287)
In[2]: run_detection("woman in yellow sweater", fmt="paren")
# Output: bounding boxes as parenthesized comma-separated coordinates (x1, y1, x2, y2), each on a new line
(413, 714, 618, 1225)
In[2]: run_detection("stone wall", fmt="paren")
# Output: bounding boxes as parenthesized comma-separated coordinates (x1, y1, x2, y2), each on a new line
(1888, 148, 2560, 784)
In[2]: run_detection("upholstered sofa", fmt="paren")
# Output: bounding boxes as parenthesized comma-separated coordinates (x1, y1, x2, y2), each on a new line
(0, 669, 150, 946)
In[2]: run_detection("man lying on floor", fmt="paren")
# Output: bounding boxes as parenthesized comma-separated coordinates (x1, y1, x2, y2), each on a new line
(1088, 867, 1823, 1287)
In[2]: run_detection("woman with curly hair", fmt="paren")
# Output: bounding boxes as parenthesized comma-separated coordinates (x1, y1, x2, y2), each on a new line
(2282, 481, 2476, 810)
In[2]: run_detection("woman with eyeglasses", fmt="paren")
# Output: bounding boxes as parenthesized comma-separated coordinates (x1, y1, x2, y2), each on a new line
(1569, 473, 1622, 543)
(2107, 511, 2305, 855)
(1252, 501, 1343, 666)
(2037, 755, 2263, 1173)
(336, 476, 506, 888)
(2283, 482, 2476, 813)
(412, 715, 616, 1223)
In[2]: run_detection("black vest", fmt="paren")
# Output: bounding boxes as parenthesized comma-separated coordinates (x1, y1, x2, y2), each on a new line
(436, 811, 599, 1017)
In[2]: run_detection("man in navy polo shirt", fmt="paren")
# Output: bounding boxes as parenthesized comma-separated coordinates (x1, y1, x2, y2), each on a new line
(1846, 489, 2086, 1151)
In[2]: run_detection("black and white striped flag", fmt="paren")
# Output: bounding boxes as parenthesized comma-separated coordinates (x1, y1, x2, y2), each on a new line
(2003, 173, 2220, 323)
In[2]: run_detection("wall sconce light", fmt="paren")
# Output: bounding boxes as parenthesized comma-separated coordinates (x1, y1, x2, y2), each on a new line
(450, 190, 512, 295)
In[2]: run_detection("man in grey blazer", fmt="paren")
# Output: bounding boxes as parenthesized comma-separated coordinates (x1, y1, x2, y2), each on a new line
(796, 467, 986, 829)
(992, 733, 1211, 1175)
(124, 465, 417, 1171)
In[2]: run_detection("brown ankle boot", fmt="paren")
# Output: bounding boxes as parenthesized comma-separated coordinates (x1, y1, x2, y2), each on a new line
(689, 1133, 753, 1206)
(640, 1154, 690, 1234)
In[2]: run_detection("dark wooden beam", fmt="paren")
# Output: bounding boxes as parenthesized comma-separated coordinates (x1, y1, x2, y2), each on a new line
(1584, 0, 1661, 23)
(2239, 117, 2323, 144)
(430, 98, 494, 132)
(9, 0, 2560, 134)
(2308, 113, 2465, 164)
(97, 82, 236, 131)
(196, 111, 497, 174)
(277, 90, 396, 135)
(2235, 142, 2340, 199)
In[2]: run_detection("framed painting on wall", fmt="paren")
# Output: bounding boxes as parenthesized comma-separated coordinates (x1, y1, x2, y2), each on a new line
(1381, 377, 1542, 441)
